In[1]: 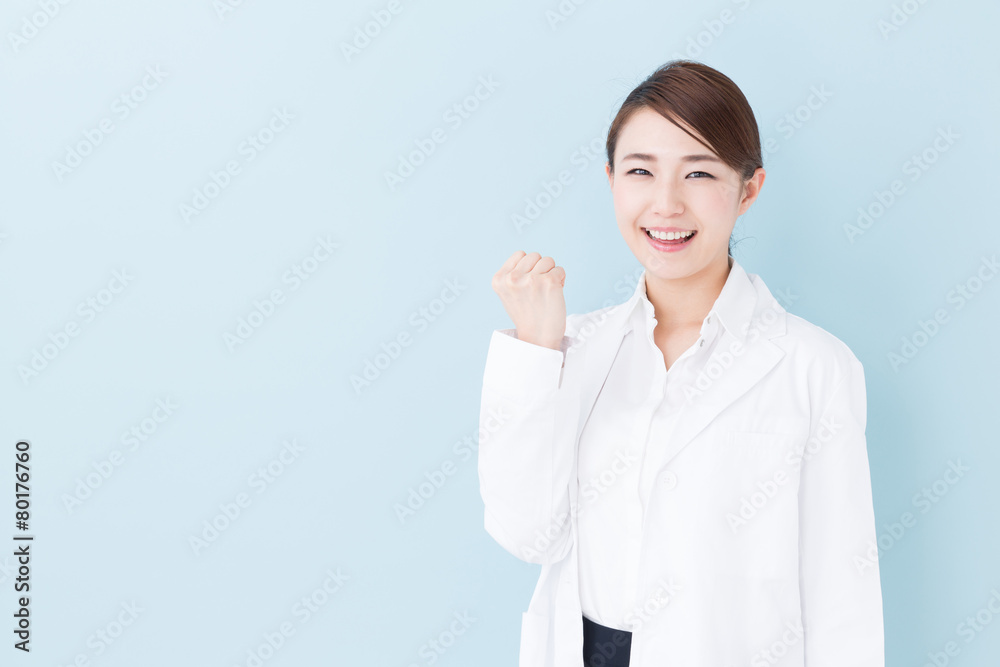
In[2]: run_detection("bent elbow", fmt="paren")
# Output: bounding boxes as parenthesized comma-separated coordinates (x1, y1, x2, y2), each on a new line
(483, 508, 573, 565)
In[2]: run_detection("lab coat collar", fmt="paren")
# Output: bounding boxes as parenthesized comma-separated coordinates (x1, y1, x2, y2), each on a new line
(617, 257, 757, 344)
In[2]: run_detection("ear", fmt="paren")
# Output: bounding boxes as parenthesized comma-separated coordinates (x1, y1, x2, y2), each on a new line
(737, 167, 766, 216)
(605, 161, 613, 187)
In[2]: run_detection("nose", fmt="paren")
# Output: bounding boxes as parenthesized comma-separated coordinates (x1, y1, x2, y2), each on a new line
(651, 181, 684, 217)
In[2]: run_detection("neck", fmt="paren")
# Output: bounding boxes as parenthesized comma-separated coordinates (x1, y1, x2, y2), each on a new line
(644, 256, 732, 330)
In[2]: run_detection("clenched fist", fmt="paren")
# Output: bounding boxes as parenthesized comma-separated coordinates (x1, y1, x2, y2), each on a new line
(491, 251, 567, 351)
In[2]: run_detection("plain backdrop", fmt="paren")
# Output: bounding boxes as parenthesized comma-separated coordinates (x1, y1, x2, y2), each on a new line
(1, 1, 998, 665)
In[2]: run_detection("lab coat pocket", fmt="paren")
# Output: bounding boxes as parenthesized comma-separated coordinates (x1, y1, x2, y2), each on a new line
(728, 430, 798, 458)
(726, 417, 810, 460)
(518, 608, 551, 666)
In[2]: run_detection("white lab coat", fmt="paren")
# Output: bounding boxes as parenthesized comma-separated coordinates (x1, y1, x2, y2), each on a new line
(477, 261, 884, 666)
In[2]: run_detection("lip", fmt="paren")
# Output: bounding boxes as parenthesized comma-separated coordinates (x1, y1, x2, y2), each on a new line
(641, 226, 697, 253)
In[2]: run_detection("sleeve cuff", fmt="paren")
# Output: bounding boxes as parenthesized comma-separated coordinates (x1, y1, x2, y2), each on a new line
(483, 329, 573, 399)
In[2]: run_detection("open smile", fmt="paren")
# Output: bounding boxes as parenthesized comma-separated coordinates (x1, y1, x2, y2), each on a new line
(642, 227, 697, 252)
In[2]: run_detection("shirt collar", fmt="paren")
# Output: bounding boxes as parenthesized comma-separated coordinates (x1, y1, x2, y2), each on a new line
(620, 257, 757, 344)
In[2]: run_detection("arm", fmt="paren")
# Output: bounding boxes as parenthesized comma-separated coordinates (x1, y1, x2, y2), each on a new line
(477, 328, 581, 565)
(798, 353, 885, 665)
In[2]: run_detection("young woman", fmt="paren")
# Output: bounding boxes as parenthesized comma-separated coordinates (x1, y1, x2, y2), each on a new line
(478, 60, 884, 666)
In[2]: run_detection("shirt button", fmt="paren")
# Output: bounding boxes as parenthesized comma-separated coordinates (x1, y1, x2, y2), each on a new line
(698, 339, 705, 347)
(661, 471, 677, 490)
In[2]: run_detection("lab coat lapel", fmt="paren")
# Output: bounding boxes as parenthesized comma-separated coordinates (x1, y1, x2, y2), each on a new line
(568, 306, 634, 443)
(653, 328, 785, 471)
(646, 274, 789, 474)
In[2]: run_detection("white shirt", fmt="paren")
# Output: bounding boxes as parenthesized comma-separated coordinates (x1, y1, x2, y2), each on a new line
(577, 259, 746, 630)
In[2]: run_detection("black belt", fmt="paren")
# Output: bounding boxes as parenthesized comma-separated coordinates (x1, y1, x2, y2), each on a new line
(582, 613, 632, 667)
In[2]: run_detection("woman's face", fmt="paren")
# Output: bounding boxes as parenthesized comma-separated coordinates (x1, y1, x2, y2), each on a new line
(605, 107, 764, 280)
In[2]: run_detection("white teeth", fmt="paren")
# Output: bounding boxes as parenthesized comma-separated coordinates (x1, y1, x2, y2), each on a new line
(646, 229, 694, 241)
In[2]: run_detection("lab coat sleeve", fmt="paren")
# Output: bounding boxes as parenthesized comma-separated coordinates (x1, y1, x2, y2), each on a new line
(798, 353, 885, 666)
(477, 328, 581, 565)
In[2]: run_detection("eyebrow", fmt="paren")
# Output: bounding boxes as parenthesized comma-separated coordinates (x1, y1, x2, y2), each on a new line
(620, 152, 723, 163)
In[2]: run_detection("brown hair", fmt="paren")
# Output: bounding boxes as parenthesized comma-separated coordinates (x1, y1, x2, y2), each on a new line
(605, 60, 762, 257)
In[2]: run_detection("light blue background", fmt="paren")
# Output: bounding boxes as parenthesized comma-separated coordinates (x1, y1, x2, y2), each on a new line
(1, 0, 998, 665)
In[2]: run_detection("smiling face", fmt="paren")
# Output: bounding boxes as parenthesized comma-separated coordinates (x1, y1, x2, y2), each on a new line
(606, 107, 764, 281)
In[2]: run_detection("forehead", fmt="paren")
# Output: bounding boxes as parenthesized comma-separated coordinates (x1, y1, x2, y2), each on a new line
(616, 107, 713, 156)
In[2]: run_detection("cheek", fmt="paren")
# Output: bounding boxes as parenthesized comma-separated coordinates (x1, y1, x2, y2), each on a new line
(612, 186, 644, 218)
(691, 185, 731, 209)
(689, 189, 739, 226)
